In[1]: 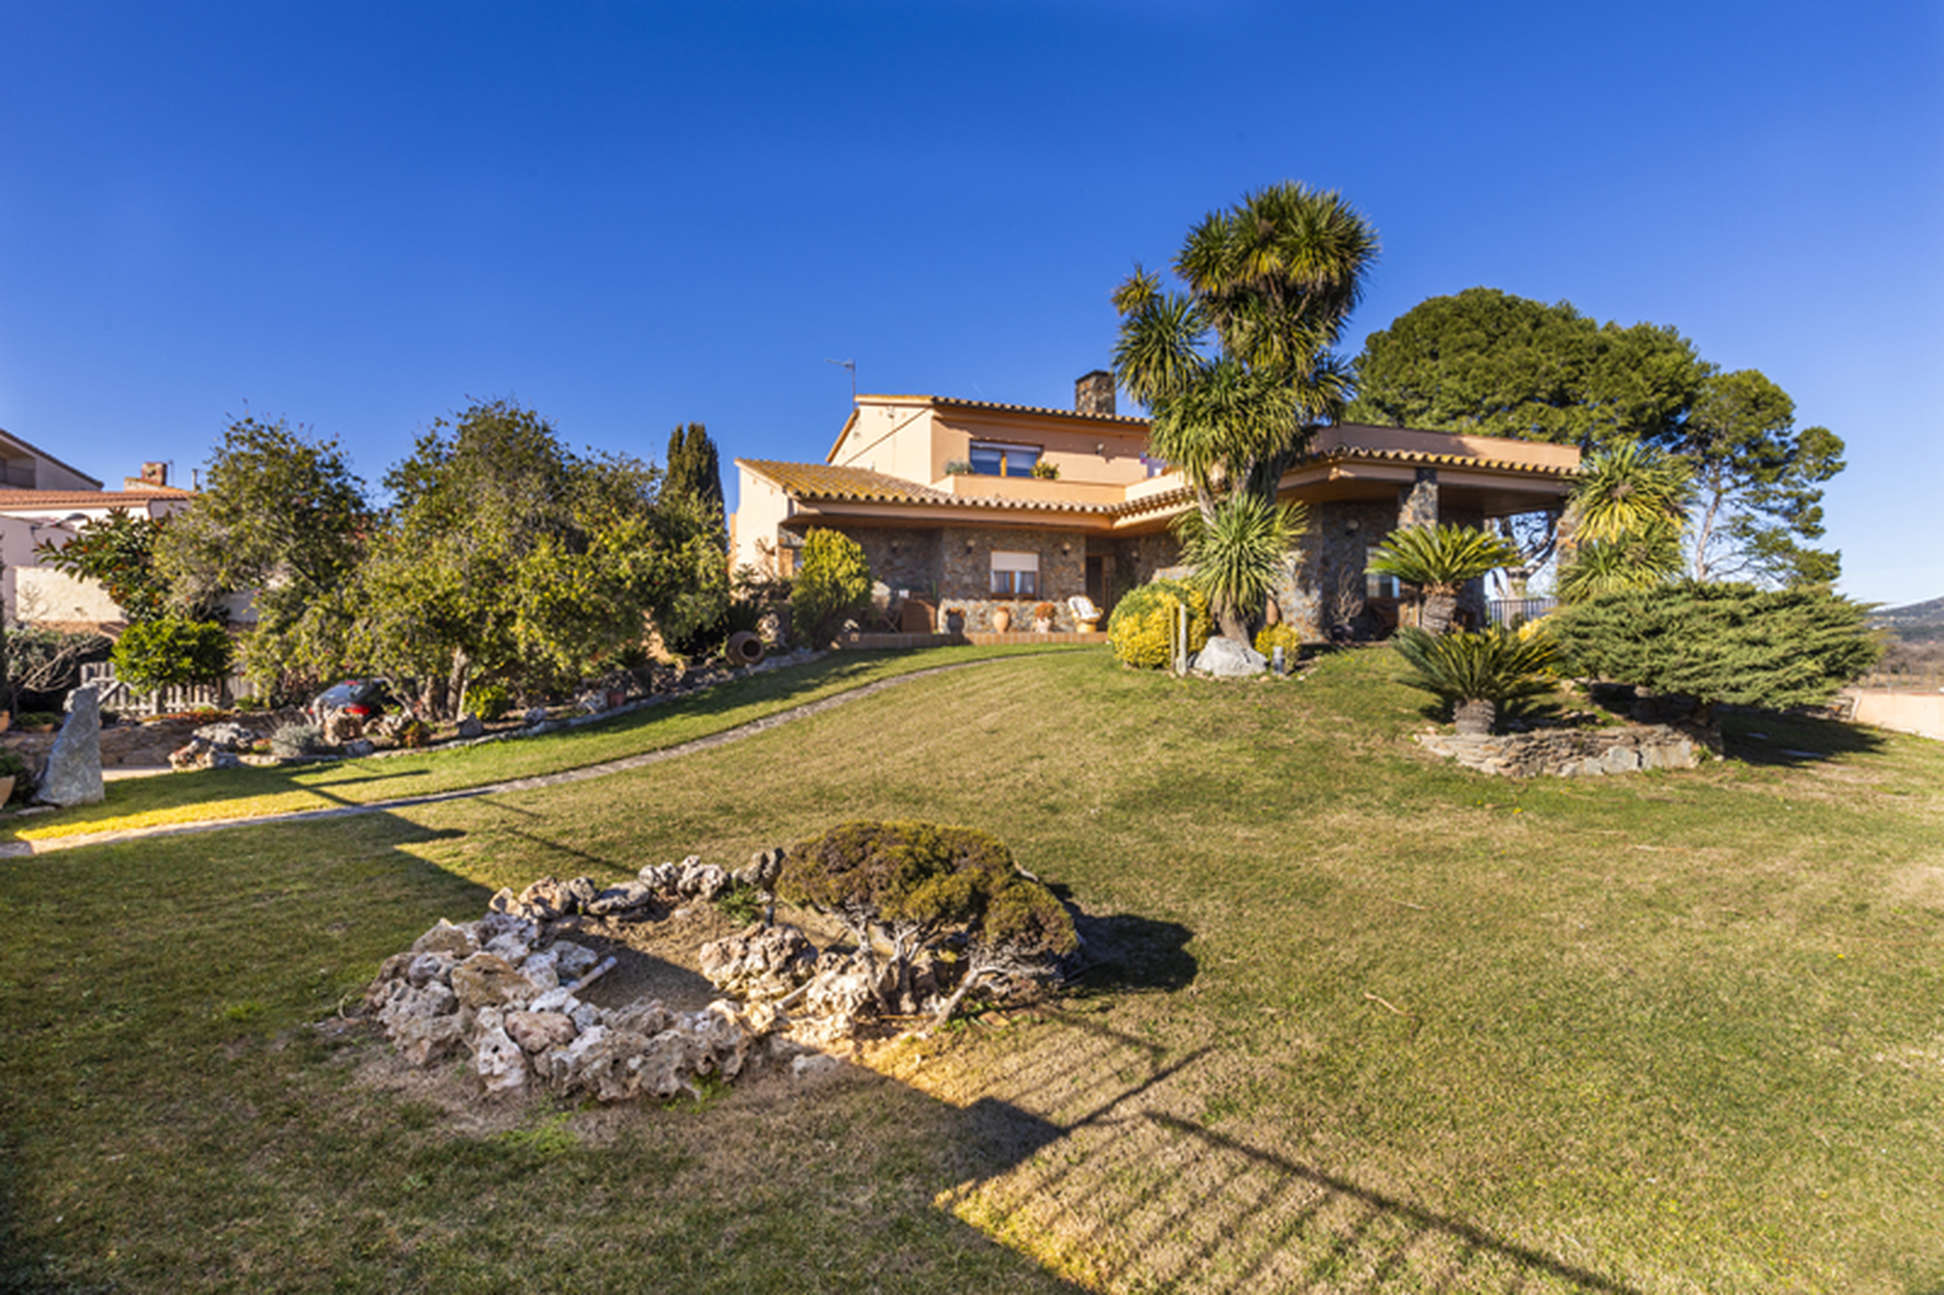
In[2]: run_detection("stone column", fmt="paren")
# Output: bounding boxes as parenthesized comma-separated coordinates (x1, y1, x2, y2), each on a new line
(1398, 467, 1439, 529)
(37, 684, 105, 806)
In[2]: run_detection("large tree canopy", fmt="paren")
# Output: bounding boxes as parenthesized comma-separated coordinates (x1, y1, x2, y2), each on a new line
(353, 400, 724, 716)
(1348, 287, 1708, 451)
(1683, 369, 1843, 586)
(1113, 182, 1378, 640)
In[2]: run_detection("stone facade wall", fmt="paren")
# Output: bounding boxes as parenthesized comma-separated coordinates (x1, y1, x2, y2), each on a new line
(845, 527, 943, 603)
(939, 525, 1088, 631)
(1398, 468, 1438, 529)
(1264, 498, 1400, 640)
(1417, 723, 1708, 778)
(1109, 532, 1181, 603)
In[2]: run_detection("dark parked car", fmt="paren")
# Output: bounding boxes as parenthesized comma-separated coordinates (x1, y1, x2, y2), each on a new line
(307, 679, 395, 721)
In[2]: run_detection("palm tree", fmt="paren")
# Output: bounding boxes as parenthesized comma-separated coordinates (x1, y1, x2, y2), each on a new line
(1564, 442, 1690, 545)
(1393, 626, 1560, 735)
(1366, 524, 1521, 635)
(1173, 495, 1307, 639)
(1112, 183, 1379, 642)
(1555, 520, 1685, 603)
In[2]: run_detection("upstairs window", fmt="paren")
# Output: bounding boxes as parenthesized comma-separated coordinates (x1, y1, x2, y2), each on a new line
(969, 441, 1041, 478)
(990, 550, 1039, 596)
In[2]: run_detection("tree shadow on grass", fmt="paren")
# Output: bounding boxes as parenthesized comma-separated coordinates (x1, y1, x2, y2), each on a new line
(1721, 707, 1887, 767)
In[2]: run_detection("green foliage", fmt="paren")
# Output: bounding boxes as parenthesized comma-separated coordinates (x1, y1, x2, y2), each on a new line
(1028, 459, 1060, 480)
(355, 401, 727, 715)
(269, 721, 323, 758)
(1556, 523, 1686, 603)
(1392, 626, 1560, 709)
(663, 422, 725, 545)
(1253, 622, 1303, 659)
(715, 884, 766, 925)
(790, 528, 871, 645)
(15, 711, 63, 729)
(1174, 494, 1306, 631)
(0, 748, 35, 802)
(1548, 582, 1882, 712)
(1683, 369, 1844, 585)
(465, 682, 513, 721)
(1367, 524, 1521, 595)
(1106, 579, 1212, 668)
(111, 617, 233, 691)
(38, 511, 174, 623)
(1349, 287, 1710, 452)
(157, 417, 368, 691)
(1566, 442, 1692, 545)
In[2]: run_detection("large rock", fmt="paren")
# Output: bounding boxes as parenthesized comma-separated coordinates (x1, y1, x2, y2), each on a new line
(455, 714, 484, 739)
(394, 1014, 467, 1066)
(36, 686, 104, 806)
(450, 953, 537, 1009)
(1191, 636, 1268, 678)
(474, 1024, 529, 1097)
(505, 1009, 577, 1053)
(192, 721, 256, 751)
(698, 924, 818, 1000)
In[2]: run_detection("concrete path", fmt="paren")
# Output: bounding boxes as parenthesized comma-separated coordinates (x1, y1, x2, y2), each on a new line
(1, 655, 1021, 859)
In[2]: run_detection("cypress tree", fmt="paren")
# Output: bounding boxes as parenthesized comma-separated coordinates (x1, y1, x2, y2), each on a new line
(664, 422, 725, 546)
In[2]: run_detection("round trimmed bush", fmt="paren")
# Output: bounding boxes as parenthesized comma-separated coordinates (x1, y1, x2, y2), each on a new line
(1253, 622, 1302, 660)
(1106, 579, 1212, 668)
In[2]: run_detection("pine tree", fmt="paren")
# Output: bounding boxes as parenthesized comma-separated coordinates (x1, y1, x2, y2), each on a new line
(663, 422, 725, 544)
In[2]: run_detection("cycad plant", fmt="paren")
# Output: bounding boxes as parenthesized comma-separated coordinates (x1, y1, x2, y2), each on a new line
(1393, 625, 1560, 735)
(1173, 494, 1307, 643)
(1366, 524, 1521, 635)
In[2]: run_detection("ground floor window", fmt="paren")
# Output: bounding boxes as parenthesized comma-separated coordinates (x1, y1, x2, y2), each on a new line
(990, 549, 1039, 596)
(1366, 571, 1402, 600)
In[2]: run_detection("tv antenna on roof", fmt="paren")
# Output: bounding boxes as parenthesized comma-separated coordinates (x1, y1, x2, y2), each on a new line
(826, 358, 856, 403)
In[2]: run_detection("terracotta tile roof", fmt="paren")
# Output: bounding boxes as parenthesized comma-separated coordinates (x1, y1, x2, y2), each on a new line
(926, 396, 1148, 426)
(0, 486, 194, 510)
(738, 460, 1116, 514)
(1312, 445, 1580, 476)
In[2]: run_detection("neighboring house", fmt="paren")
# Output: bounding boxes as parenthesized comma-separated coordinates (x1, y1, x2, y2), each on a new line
(730, 371, 1580, 637)
(0, 430, 213, 630)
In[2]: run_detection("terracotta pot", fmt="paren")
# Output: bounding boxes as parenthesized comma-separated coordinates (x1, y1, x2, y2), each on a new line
(0, 775, 15, 806)
(991, 608, 1012, 633)
(1034, 619, 1053, 633)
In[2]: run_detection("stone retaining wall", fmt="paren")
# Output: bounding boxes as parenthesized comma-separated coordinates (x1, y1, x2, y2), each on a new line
(1417, 722, 1711, 778)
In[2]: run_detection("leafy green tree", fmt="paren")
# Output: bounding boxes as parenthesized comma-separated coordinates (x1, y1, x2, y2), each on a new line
(789, 528, 871, 645)
(5, 626, 110, 714)
(1682, 369, 1843, 585)
(1554, 443, 1691, 603)
(37, 511, 173, 623)
(156, 417, 369, 692)
(355, 400, 725, 716)
(1548, 583, 1881, 721)
(1392, 626, 1560, 734)
(1366, 524, 1521, 635)
(111, 617, 233, 691)
(663, 422, 725, 539)
(1349, 288, 1709, 452)
(1113, 182, 1379, 641)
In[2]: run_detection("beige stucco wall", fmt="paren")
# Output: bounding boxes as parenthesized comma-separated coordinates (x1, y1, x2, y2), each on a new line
(1847, 690, 1944, 741)
(15, 565, 125, 624)
(730, 464, 796, 574)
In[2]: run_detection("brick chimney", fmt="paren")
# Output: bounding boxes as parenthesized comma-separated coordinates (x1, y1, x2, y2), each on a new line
(141, 462, 168, 487)
(1075, 370, 1116, 417)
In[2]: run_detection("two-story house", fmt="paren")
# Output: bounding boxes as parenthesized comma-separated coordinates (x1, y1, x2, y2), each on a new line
(730, 372, 1580, 638)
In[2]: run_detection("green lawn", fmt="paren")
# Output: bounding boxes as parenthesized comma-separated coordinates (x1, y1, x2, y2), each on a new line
(5, 643, 1086, 844)
(2, 647, 1940, 1292)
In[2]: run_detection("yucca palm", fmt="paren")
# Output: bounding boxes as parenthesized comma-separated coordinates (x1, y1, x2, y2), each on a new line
(1392, 625, 1560, 735)
(1556, 518, 1686, 603)
(1112, 182, 1378, 644)
(1366, 524, 1521, 635)
(1174, 494, 1308, 641)
(1565, 442, 1691, 545)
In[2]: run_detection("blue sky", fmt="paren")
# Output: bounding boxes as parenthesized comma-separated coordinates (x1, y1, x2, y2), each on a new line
(2, 1, 1938, 604)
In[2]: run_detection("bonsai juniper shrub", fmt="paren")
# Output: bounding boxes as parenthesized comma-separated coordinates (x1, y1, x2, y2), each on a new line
(779, 820, 1077, 1027)
(1392, 625, 1560, 735)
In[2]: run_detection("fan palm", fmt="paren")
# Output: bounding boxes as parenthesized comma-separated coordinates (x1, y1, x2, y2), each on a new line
(1366, 524, 1522, 635)
(1556, 517, 1686, 603)
(1174, 494, 1308, 642)
(1393, 625, 1560, 735)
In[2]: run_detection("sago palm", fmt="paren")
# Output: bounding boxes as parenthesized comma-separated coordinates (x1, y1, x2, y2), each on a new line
(1366, 524, 1521, 635)
(1174, 494, 1307, 642)
(1392, 625, 1560, 735)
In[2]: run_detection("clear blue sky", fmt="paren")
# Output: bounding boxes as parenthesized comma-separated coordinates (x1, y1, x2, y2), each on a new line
(2, 1, 1938, 604)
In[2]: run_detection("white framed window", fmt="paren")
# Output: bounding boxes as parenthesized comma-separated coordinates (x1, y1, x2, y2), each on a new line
(989, 549, 1039, 596)
(969, 441, 1041, 478)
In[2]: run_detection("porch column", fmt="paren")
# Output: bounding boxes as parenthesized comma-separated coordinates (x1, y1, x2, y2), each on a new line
(1398, 467, 1439, 528)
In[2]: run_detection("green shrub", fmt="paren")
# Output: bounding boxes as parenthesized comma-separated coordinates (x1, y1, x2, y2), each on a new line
(269, 721, 323, 758)
(1253, 623, 1303, 660)
(0, 749, 35, 803)
(790, 528, 872, 645)
(465, 682, 513, 721)
(1107, 579, 1212, 668)
(111, 618, 233, 691)
(15, 711, 63, 730)
(1392, 626, 1560, 733)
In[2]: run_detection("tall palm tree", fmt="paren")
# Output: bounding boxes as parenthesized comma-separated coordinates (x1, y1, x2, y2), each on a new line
(1173, 495, 1308, 640)
(1366, 524, 1522, 635)
(1113, 183, 1379, 642)
(1564, 442, 1691, 545)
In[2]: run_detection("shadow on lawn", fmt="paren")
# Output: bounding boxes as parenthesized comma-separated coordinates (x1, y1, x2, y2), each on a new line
(1721, 708, 1887, 768)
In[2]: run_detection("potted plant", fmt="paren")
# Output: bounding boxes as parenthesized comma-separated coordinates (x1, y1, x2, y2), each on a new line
(942, 606, 965, 635)
(991, 606, 1013, 633)
(0, 749, 35, 806)
(1033, 601, 1057, 632)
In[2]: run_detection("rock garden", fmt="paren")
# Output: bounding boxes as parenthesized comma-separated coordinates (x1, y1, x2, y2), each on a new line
(360, 821, 1078, 1105)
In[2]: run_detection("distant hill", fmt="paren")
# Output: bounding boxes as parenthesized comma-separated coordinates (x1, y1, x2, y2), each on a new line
(1874, 595, 1944, 643)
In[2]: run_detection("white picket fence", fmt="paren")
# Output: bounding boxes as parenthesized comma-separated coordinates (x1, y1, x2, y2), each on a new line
(77, 662, 255, 718)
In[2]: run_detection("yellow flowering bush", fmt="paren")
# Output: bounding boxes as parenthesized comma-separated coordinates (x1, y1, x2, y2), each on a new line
(1106, 579, 1212, 668)
(1253, 623, 1303, 659)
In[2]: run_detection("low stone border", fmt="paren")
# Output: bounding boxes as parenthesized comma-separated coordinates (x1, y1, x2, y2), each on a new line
(1417, 722, 1714, 778)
